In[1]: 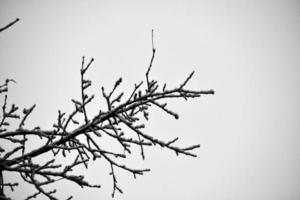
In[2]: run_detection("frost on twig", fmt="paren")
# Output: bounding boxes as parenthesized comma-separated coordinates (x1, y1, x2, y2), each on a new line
(0, 30, 214, 199)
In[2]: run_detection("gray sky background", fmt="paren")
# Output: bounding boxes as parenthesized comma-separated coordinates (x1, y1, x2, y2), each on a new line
(0, 0, 300, 199)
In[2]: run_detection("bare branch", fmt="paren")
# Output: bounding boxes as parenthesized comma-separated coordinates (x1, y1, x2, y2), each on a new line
(0, 29, 214, 199)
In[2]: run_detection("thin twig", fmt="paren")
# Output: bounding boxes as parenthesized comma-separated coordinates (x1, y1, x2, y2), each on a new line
(0, 18, 20, 33)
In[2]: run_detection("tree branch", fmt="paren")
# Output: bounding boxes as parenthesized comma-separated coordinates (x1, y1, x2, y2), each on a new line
(0, 30, 214, 199)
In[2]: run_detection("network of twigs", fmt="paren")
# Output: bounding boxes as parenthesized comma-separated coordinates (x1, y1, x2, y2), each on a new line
(0, 19, 214, 200)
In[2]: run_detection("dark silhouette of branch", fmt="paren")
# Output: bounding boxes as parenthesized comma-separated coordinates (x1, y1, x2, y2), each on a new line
(0, 29, 214, 199)
(0, 18, 20, 33)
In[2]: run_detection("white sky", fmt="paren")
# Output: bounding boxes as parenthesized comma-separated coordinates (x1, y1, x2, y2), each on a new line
(1, 0, 300, 199)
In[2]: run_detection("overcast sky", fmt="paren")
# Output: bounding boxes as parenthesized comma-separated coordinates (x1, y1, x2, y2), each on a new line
(1, 0, 300, 199)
